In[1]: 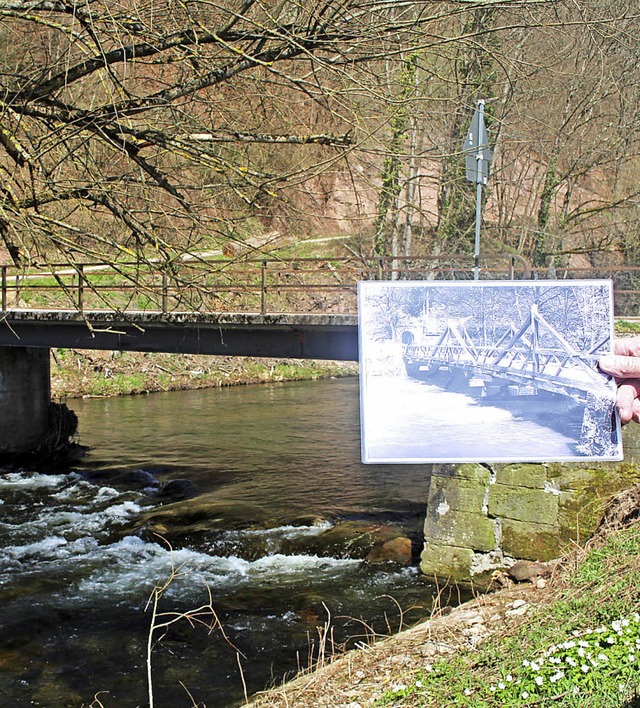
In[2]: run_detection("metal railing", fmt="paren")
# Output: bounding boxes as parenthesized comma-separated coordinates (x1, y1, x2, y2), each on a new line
(0, 253, 528, 316)
(1, 252, 639, 318)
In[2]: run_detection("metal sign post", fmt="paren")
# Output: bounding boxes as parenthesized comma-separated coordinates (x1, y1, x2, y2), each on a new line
(463, 100, 492, 280)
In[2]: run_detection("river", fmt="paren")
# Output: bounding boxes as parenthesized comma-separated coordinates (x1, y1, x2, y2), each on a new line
(3, 376, 635, 707)
(0, 378, 451, 707)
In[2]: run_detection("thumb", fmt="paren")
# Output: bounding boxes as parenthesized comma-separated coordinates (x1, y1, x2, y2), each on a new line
(599, 353, 640, 379)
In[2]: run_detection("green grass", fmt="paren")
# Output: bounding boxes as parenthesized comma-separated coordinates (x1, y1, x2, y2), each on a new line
(376, 524, 640, 707)
(616, 320, 640, 334)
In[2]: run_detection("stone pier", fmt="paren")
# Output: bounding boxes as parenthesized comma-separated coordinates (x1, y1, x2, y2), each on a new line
(420, 459, 640, 584)
(0, 346, 51, 457)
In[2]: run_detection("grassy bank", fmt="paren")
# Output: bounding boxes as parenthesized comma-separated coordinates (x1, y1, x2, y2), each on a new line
(253, 506, 640, 707)
(50, 349, 357, 400)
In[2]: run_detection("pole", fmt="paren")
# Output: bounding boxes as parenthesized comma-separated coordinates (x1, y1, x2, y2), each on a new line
(474, 181, 482, 281)
(464, 99, 490, 281)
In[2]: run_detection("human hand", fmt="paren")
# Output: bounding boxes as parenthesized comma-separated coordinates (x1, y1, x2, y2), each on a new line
(598, 336, 640, 424)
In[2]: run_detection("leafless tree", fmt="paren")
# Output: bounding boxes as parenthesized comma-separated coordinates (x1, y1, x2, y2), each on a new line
(1, 0, 638, 288)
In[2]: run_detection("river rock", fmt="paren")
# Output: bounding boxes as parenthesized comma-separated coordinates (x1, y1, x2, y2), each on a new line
(137, 493, 269, 538)
(507, 560, 553, 583)
(365, 536, 413, 565)
(154, 478, 199, 502)
(303, 521, 406, 559)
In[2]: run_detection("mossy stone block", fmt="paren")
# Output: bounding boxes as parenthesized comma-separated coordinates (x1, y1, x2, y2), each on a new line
(431, 463, 491, 484)
(420, 542, 474, 582)
(495, 463, 548, 489)
(424, 510, 496, 552)
(427, 476, 489, 514)
(501, 518, 560, 561)
(488, 484, 558, 526)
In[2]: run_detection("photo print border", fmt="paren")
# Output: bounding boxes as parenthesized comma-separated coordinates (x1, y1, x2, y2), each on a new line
(358, 280, 622, 464)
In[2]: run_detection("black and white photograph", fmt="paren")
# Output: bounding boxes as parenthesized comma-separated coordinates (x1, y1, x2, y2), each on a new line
(358, 281, 622, 463)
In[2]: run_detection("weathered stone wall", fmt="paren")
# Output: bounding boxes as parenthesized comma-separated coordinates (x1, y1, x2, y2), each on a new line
(420, 458, 640, 584)
(0, 346, 50, 455)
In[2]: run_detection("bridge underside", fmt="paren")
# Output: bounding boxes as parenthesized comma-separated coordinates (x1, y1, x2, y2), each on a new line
(0, 310, 360, 361)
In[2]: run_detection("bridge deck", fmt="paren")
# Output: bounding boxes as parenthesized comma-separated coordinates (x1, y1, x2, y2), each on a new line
(0, 309, 360, 360)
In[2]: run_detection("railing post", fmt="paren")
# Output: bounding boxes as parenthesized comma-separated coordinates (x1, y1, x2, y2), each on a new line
(261, 260, 267, 314)
(162, 271, 168, 313)
(77, 264, 84, 312)
(1, 266, 6, 311)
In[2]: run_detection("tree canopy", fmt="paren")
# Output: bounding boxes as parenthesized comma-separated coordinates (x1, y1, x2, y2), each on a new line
(0, 0, 638, 273)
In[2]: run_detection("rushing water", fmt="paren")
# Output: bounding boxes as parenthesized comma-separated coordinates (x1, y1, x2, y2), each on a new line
(0, 378, 454, 708)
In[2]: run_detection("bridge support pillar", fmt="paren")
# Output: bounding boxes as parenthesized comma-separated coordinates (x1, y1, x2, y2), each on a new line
(0, 346, 51, 457)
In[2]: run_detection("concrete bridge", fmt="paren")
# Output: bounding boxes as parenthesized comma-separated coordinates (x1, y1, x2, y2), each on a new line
(0, 253, 528, 457)
(0, 251, 635, 458)
(0, 309, 360, 459)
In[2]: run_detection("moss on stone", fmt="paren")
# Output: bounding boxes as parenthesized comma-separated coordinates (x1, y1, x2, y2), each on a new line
(501, 518, 560, 561)
(427, 476, 490, 514)
(495, 463, 549, 489)
(488, 484, 558, 526)
(420, 543, 475, 582)
(424, 510, 496, 552)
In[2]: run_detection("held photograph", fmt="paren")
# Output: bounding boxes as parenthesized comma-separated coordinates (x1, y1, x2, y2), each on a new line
(358, 280, 622, 464)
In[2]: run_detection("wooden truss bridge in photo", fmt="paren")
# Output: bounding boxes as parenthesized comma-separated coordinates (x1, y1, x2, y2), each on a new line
(402, 305, 612, 402)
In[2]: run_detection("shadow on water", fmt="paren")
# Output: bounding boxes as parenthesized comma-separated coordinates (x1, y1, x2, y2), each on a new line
(476, 389, 586, 441)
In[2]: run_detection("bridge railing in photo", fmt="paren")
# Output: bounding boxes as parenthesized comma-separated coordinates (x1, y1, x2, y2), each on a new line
(1, 253, 639, 317)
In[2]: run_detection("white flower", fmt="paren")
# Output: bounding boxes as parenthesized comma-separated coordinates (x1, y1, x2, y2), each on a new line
(415, 681, 423, 688)
(497, 682, 505, 690)
(629, 654, 636, 663)
(535, 676, 544, 686)
(530, 661, 540, 671)
(598, 653, 608, 662)
(506, 674, 513, 682)
(463, 688, 472, 696)
(550, 671, 565, 683)
(522, 659, 530, 667)
(607, 637, 616, 644)
(581, 665, 590, 673)
(566, 657, 577, 667)
(522, 692, 529, 699)
(612, 620, 622, 632)
(578, 640, 590, 648)
(578, 647, 585, 658)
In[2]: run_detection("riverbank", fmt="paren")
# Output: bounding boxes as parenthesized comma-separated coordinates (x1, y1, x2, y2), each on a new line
(50, 348, 358, 400)
(252, 493, 640, 707)
(46, 345, 640, 706)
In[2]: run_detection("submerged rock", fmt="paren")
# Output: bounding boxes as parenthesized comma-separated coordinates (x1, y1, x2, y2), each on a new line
(154, 478, 199, 502)
(304, 521, 408, 560)
(137, 493, 270, 538)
